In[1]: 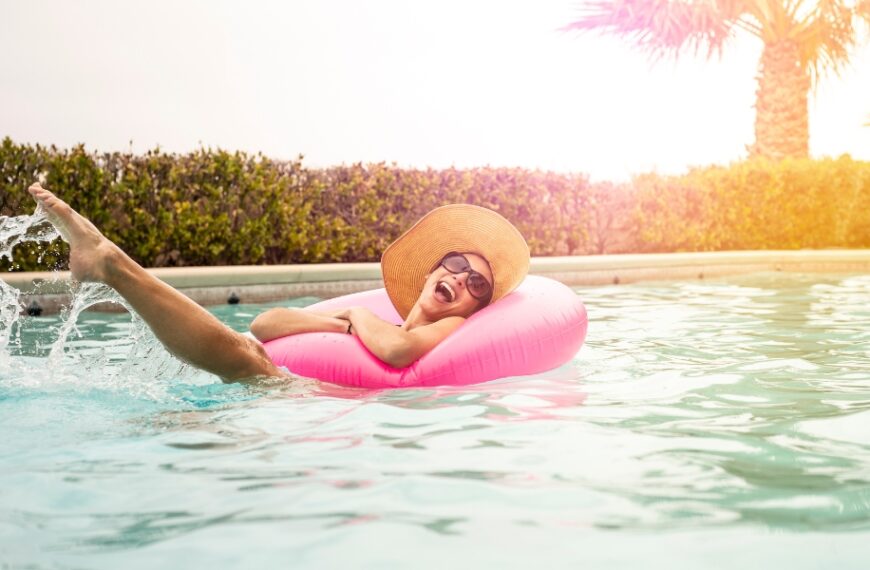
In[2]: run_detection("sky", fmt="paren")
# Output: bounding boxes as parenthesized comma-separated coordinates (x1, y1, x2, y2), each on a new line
(1, 0, 868, 182)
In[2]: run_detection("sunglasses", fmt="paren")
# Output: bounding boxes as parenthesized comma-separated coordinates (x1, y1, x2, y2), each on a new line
(438, 252, 493, 301)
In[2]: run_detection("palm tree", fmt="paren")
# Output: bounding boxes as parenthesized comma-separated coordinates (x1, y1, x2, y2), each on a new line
(564, 0, 870, 160)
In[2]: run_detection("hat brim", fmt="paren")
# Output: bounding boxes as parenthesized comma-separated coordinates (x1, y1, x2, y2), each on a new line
(381, 204, 530, 319)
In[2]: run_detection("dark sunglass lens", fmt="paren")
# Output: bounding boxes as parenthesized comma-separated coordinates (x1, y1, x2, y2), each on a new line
(442, 254, 469, 273)
(467, 274, 491, 298)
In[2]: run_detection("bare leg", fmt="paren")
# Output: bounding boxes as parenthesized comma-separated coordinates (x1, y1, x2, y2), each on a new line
(28, 183, 287, 382)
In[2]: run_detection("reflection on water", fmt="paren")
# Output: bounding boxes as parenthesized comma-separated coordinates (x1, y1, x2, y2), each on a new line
(1, 272, 870, 568)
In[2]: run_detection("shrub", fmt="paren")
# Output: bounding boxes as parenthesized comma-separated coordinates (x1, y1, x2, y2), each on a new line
(632, 156, 870, 252)
(2, 138, 867, 271)
(0, 138, 594, 270)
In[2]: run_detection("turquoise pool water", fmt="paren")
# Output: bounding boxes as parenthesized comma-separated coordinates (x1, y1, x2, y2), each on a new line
(1, 272, 870, 568)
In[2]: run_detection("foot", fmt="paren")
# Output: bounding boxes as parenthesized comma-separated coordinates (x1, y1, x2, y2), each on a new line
(28, 183, 120, 283)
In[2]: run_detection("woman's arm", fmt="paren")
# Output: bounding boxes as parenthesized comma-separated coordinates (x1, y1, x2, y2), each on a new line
(250, 308, 349, 342)
(251, 306, 464, 368)
(345, 307, 464, 368)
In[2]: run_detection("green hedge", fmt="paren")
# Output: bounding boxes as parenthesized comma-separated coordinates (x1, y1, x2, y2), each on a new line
(2, 137, 869, 272)
(0, 138, 593, 270)
(632, 156, 870, 252)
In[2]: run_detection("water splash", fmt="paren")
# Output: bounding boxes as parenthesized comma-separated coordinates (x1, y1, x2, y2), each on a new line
(42, 281, 193, 398)
(0, 207, 54, 373)
(0, 206, 199, 398)
(0, 279, 23, 370)
(0, 205, 61, 261)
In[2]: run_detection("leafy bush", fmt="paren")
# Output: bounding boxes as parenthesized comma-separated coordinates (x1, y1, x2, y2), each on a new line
(0, 138, 593, 270)
(632, 156, 870, 252)
(2, 138, 867, 272)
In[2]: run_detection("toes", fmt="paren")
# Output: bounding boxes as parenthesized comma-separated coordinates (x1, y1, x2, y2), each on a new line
(28, 183, 58, 203)
(28, 183, 47, 197)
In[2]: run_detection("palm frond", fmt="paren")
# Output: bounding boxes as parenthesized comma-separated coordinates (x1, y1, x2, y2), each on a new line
(715, 0, 766, 34)
(792, 0, 866, 81)
(737, 0, 797, 40)
(562, 0, 743, 60)
(565, 0, 869, 82)
(783, 0, 816, 20)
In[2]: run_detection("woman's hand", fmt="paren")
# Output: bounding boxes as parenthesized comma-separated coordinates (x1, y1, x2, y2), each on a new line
(343, 308, 465, 368)
(311, 306, 367, 323)
(310, 307, 343, 320)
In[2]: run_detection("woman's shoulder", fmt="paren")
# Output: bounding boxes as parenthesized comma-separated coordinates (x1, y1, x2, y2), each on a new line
(408, 315, 465, 332)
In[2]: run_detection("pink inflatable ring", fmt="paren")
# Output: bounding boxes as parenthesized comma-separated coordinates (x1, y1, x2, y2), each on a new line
(262, 275, 588, 388)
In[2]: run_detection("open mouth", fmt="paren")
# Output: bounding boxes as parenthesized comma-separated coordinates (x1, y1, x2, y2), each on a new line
(434, 280, 456, 303)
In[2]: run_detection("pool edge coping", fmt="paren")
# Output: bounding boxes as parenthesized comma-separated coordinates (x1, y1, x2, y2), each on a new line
(6, 249, 870, 313)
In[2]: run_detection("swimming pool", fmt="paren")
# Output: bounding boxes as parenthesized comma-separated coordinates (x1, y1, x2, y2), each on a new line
(1, 272, 869, 568)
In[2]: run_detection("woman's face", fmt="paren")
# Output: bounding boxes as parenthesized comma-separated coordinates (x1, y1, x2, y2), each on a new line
(416, 252, 494, 320)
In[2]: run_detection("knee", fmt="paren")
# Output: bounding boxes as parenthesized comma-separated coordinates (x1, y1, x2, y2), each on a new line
(247, 336, 271, 360)
(223, 336, 282, 382)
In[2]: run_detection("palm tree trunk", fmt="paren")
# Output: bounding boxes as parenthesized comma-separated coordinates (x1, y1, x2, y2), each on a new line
(751, 40, 810, 160)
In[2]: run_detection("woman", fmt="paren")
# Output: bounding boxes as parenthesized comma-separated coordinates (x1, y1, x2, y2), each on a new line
(27, 183, 529, 381)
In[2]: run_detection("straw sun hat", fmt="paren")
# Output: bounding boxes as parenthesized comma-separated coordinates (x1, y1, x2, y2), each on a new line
(381, 204, 530, 319)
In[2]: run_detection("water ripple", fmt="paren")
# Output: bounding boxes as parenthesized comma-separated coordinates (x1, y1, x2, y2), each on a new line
(3, 272, 870, 567)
